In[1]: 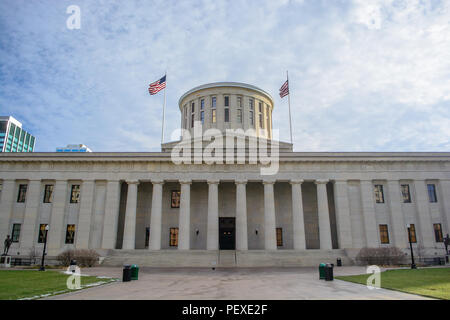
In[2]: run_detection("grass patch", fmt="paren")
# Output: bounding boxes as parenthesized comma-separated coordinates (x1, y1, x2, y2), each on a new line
(0, 270, 116, 300)
(336, 267, 450, 300)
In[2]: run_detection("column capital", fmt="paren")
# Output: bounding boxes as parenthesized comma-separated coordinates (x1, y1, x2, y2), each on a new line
(82, 179, 96, 183)
(290, 179, 304, 185)
(334, 179, 348, 184)
(315, 179, 329, 185)
(386, 179, 399, 184)
(235, 179, 248, 185)
(207, 179, 220, 185)
(262, 179, 276, 185)
(106, 179, 120, 183)
(126, 180, 140, 185)
(151, 179, 165, 185)
(179, 179, 192, 185)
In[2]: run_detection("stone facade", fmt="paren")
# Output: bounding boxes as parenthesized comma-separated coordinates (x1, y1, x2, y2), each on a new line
(0, 82, 449, 267)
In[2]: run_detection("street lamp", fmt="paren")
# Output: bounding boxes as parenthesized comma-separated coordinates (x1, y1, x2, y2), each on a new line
(407, 224, 416, 269)
(39, 225, 49, 271)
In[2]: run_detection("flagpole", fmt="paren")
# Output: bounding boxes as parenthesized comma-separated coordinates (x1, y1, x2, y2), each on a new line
(287, 70, 293, 145)
(161, 72, 166, 145)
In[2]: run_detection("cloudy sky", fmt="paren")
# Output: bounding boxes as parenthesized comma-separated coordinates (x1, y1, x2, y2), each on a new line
(0, 0, 449, 152)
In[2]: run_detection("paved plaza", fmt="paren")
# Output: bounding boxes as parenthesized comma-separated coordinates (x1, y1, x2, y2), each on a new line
(45, 266, 431, 300)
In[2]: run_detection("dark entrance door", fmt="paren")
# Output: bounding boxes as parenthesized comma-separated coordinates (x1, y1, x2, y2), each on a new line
(219, 217, 235, 250)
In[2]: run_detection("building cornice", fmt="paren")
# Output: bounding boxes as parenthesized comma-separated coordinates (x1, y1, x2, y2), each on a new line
(1, 152, 450, 164)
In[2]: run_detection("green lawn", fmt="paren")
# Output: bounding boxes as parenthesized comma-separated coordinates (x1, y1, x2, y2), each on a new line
(0, 270, 116, 300)
(336, 267, 450, 300)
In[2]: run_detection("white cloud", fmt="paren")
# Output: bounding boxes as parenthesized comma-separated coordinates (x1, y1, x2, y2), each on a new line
(0, 0, 449, 152)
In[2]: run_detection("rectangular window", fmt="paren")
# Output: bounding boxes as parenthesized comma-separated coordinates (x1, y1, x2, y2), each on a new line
(427, 184, 437, 203)
(434, 223, 443, 242)
(379, 224, 389, 244)
(374, 185, 384, 203)
(70, 185, 80, 203)
(171, 190, 181, 208)
(237, 109, 242, 123)
(237, 97, 242, 108)
(38, 224, 48, 243)
(200, 99, 205, 110)
(200, 111, 204, 124)
(224, 108, 229, 122)
(401, 184, 411, 203)
(212, 109, 217, 123)
(276, 228, 283, 246)
(259, 113, 263, 128)
(408, 224, 417, 243)
(211, 97, 216, 108)
(17, 184, 27, 203)
(11, 224, 21, 242)
(191, 113, 195, 128)
(43, 184, 54, 203)
(65, 224, 76, 244)
(266, 105, 270, 131)
(170, 227, 179, 247)
(191, 102, 195, 113)
(224, 96, 229, 107)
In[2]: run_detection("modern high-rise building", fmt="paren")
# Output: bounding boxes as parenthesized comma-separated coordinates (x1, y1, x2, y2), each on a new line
(0, 116, 35, 152)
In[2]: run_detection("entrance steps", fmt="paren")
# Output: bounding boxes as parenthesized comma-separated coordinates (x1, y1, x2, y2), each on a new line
(218, 250, 236, 267)
(101, 249, 353, 267)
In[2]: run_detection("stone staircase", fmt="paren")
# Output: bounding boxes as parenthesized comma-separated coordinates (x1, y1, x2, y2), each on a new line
(218, 250, 236, 267)
(101, 249, 354, 268)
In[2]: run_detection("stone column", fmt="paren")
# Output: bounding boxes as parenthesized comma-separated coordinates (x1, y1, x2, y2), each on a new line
(413, 179, 434, 248)
(333, 180, 353, 249)
(439, 180, 450, 236)
(207, 180, 219, 250)
(387, 180, 407, 248)
(316, 179, 333, 250)
(149, 179, 164, 250)
(47, 180, 68, 252)
(263, 180, 277, 250)
(178, 180, 191, 250)
(290, 179, 306, 250)
(122, 180, 139, 250)
(76, 180, 95, 249)
(235, 179, 248, 251)
(360, 180, 379, 247)
(0, 180, 15, 243)
(101, 180, 121, 249)
(20, 180, 41, 250)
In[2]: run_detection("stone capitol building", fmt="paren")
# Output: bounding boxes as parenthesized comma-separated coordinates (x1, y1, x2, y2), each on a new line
(1, 82, 449, 267)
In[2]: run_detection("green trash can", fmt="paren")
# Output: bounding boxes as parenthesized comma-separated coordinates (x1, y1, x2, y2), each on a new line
(130, 264, 139, 280)
(319, 263, 326, 280)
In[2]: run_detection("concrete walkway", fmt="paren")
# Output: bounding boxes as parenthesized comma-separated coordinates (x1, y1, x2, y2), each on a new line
(45, 266, 432, 300)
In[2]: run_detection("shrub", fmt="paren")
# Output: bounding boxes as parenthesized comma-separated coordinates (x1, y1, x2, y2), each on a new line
(57, 249, 100, 267)
(355, 247, 406, 266)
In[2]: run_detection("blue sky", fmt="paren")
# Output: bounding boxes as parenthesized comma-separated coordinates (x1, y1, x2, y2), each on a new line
(0, 0, 449, 152)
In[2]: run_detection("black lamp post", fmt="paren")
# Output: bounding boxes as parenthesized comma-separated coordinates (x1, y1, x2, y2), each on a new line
(39, 225, 49, 271)
(407, 224, 416, 269)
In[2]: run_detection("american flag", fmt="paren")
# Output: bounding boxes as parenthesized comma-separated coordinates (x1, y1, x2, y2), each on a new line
(279, 80, 289, 98)
(148, 75, 166, 95)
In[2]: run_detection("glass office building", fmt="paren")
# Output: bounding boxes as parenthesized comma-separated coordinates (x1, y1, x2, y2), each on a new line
(0, 116, 35, 152)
